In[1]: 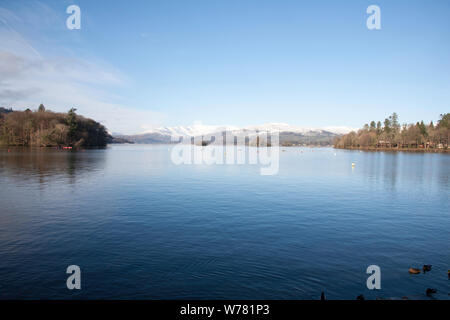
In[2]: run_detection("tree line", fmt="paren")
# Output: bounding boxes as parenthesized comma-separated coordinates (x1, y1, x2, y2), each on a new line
(0, 105, 111, 147)
(334, 113, 449, 150)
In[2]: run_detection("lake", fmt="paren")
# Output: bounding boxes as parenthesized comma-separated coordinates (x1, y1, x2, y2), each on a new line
(0, 145, 449, 299)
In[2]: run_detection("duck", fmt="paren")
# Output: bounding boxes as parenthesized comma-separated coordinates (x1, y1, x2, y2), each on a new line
(426, 288, 437, 297)
(423, 265, 432, 273)
(409, 267, 421, 274)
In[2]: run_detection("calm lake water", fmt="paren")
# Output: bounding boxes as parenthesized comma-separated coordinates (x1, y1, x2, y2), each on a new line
(0, 145, 449, 299)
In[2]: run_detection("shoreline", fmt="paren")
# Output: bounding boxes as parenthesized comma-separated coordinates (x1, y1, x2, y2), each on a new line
(2, 144, 450, 154)
(334, 146, 449, 154)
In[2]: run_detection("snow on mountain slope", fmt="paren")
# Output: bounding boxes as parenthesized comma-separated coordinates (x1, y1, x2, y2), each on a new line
(142, 123, 355, 137)
(149, 124, 240, 137)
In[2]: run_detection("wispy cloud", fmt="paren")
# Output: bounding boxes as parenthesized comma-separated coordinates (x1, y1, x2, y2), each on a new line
(0, 2, 165, 135)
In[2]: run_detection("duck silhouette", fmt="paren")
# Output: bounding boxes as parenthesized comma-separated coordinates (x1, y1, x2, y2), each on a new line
(426, 288, 437, 297)
(423, 265, 432, 273)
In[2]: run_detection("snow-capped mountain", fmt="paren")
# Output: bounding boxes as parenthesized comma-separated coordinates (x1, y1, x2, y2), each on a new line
(143, 124, 240, 137)
(114, 123, 357, 145)
(142, 123, 355, 137)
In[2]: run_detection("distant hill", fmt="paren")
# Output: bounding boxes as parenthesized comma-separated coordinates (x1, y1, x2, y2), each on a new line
(278, 130, 339, 146)
(107, 136, 135, 144)
(114, 123, 346, 146)
(114, 132, 174, 144)
(0, 106, 111, 147)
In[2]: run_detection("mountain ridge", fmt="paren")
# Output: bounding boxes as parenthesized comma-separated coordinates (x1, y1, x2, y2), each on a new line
(114, 123, 354, 146)
(139, 123, 355, 136)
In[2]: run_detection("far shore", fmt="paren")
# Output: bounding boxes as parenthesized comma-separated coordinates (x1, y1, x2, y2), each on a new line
(334, 146, 449, 154)
(2, 144, 449, 154)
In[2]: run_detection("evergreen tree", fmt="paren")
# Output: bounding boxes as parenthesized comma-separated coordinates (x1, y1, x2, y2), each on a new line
(66, 108, 78, 144)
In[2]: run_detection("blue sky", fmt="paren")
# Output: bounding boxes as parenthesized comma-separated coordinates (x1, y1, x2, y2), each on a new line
(0, 0, 449, 134)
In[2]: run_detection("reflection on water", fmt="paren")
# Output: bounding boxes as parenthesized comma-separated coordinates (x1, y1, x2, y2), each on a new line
(0, 146, 449, 300)
(347, 149, 450, 192)
(0, 147, 106, 185)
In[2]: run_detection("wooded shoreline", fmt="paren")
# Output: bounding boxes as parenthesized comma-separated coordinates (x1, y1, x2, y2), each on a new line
(334, 146, 449, 154)
(334, 113, 449, 153)
(0, 105, 111, 147)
